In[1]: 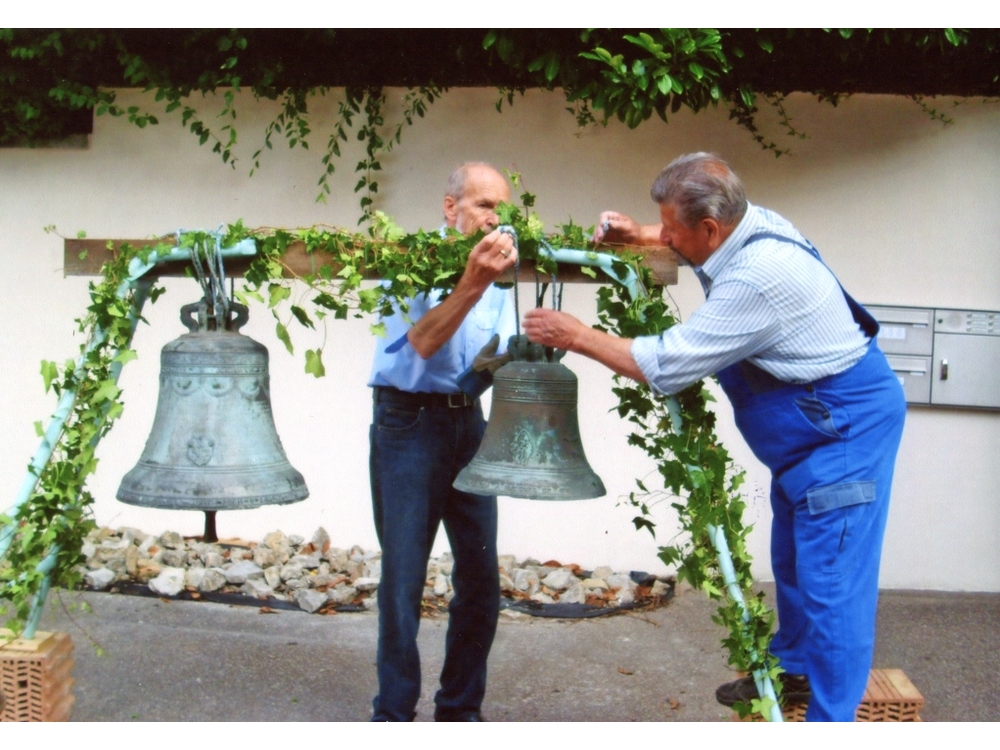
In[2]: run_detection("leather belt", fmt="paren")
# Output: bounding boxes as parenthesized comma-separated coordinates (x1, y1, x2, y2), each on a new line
(374, 386, 475, 409)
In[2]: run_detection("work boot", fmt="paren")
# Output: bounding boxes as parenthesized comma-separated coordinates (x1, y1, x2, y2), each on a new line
(715, 673, 811, 707)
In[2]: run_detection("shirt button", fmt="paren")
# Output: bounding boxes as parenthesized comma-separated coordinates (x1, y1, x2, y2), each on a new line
(805, 385, 815, 392)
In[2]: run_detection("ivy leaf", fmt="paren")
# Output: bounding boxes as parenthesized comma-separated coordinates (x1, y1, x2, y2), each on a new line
(40, 360, 59, 393)
(113, 349, 138, 365)
(268, 284, 291, 308)
(304, 348, 326, 378)
(92, 380, 121, 404)
(275, 322, 294, 354)
(290, 305, 315, 330)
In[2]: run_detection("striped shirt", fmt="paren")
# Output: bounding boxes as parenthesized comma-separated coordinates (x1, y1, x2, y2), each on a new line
(631, 203, 870, 396)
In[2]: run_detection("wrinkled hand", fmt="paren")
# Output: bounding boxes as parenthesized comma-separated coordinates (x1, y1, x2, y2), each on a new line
(594, 211, 641, 245)
(463, 228, 518, 290)
(473, 333, 513, 373)
(523, 308, 586, 352)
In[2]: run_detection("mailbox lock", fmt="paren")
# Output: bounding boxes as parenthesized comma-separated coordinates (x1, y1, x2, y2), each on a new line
(940, 359, 948, 380)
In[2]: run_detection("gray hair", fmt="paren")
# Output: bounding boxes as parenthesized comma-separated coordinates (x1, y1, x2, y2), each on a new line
(445, 162, 502, 200)
(650, 153, 748, 228)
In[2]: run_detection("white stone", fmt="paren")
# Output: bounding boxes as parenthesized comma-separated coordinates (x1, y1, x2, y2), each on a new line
(433, 573, 449, 597)
(203, 552, 225, 568)
(354, 577, 380, 592)
(362, 594, 378, 611)
(324, 548, 349, 571)
(580, 577, 608, 590)
(592, 566, 615, 581)
(327, 585, 358, 605)
(498, 573, 515, 591)
(84, 567, 116, 590)
(288, 534, 305, 548)
(348, 545, 365, 562)
(437, 553, 454, 576)
(363, 559, 382, 579)
(616, 588, 635, 606)
(650, 580, 671, 598)
(243, 579, 274, 599)
(296, 588, 327, 613)
(497, 555, 518, 576)
(225, 560, 264, 584)
(149, 567, 186, 596)
(184, 568, 207, 589)
(280, 562, 305, 582)
(264, 530, 287, 551)
(264, 566, 283, 590)
(312, 527, 330, 551)
(290, 553, 321, 570)
(560, 582, 587, 604)
(159, 531, 184, 549)
(541, 568, 575, 591)
(284, 578, 306, 592)
(530, 592, 554, 604)
(252, 546, 277, 567)
(81, 541, 97, 560)
(161, 549, 186, 568)
(98, 537, 130, 550)
(118, 527, 149, 545)
(513, 569, 540, 594)
(607, 573, 636, 592)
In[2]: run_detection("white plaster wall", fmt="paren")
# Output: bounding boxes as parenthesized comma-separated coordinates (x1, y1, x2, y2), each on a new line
(1, 88, 997, 590)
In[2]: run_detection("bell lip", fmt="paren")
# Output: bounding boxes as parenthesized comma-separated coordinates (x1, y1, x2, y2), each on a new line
(452, 467, 606, 501)
(115, 486, 309, 510)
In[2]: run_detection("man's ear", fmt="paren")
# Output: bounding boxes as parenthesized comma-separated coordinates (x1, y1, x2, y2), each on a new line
(701, 217, 723, 250)
(443, 195, 459, 227)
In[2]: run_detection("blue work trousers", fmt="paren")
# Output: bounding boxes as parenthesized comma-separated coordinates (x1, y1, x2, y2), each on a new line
(718, 343, 907, 721)
(369, 387, 500, 721)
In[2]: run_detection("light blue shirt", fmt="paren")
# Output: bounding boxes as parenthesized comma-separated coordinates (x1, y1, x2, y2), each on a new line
(368, 284, 517, 393)
(632, 203, 869, 395)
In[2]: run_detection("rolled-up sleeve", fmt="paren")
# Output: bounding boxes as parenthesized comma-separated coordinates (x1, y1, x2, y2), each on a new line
(631, 279, 783, 395)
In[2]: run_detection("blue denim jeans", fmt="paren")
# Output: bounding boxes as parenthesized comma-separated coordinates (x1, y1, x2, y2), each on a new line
(369, 387, 500, 721)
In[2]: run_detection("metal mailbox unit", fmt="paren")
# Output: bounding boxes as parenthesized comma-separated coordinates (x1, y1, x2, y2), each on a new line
(868, 305, 1000, 410)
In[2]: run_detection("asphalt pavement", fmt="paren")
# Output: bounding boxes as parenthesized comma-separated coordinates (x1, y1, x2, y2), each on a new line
(29, 584, 999, 722)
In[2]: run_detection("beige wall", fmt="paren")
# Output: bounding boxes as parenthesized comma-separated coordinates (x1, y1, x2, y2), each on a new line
(2, 88, 998, 590)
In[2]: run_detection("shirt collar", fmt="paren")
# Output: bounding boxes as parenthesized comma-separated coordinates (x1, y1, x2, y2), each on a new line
(695, 203, 760, 287)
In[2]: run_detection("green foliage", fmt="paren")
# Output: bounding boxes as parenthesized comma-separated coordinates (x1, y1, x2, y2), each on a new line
(1, 241, 168, 630)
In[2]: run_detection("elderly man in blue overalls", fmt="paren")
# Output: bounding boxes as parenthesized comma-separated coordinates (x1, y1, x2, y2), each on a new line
(522, 152, 906, 722)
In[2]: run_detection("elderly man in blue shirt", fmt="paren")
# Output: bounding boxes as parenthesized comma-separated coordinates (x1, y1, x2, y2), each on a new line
(368, 162, 517, 721)
(523, 153, 906, 721)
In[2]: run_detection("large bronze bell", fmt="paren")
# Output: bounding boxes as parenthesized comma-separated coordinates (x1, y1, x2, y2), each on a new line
(454, 338, 605, 500)
(117, 298, 308, 539)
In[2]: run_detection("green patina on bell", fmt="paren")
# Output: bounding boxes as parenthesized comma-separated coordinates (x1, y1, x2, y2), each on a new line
(454, 336, 606, 501)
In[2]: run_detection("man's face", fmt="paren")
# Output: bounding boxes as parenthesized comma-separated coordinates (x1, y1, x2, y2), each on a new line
(658, 203, 716, 266)
(444, 166, 511, 235)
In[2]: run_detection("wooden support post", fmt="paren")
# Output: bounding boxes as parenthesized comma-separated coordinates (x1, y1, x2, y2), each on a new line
(63, 238, 679, 285)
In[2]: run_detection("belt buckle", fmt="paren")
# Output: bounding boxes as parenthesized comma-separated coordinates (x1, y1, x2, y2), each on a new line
(446, 393, 469, 408)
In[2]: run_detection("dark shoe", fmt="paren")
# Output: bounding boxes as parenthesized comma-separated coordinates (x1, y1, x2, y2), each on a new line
(435, 711, 486, 721)
(715, 673, 811, 707)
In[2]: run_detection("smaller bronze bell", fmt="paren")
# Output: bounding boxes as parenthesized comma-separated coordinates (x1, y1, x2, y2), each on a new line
(454, 337, 605, 500)
(117, 298, 308, 539)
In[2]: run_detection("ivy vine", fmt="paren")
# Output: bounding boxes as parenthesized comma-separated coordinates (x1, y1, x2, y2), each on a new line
(3, 188, 776, 718)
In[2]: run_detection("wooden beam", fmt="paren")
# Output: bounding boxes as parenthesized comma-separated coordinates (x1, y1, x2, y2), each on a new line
(63, 239, 678, 286)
